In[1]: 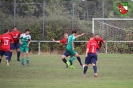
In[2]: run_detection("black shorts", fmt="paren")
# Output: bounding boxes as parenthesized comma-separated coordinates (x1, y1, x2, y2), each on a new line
(85, 53, 97, 64)
(0, 50, 10, 57)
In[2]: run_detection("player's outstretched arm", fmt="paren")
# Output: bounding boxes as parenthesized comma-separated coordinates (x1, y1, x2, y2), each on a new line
(75, 33, 85, 38)
(52, 39, 60, 43)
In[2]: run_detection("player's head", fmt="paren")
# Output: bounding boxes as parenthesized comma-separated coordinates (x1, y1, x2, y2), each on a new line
(4, 29, 9, 33)
(25, 29, 30, 35)
(88, 33, 94, 39)
(95, 34, 100, 40)
(13, 26, 17, 31)
(64, 33, 68, 38)
(72, 30, 77, 36)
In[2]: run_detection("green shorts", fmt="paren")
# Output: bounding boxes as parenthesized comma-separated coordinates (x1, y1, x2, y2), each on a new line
(20, 46, 29, 53)
(66, 48, 76, 55)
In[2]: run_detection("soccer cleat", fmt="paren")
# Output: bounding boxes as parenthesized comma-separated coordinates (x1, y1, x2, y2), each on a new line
(26, 60, 30, 66)
(7, 63, 9, 66)
(17, 59, 20, 61)
(69, 65, 75, 69)
(6, 60, 9, 66)
(66, 61, 70, 67)
(27, 62, 30, 66)
(94, 73, 98, 77)
(66, 64, 68, 68)
(21, 63, 24, 66)
(82, 74, 86, 78)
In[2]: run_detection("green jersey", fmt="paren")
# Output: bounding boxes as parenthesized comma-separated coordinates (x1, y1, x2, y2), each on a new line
(19, 33, 31, 47)
(66, 34, 76, 49)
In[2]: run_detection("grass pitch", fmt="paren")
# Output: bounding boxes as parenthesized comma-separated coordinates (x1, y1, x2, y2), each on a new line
(0, 54, 133, 88)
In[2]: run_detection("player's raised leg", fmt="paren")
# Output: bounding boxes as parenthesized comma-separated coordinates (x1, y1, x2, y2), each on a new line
(76, 53, 83, 66)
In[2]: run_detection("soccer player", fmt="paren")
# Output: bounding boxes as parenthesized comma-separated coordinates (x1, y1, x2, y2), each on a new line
(0, 29, 14, 66)
(62, 30, 85, 67)
(10, 26, 21, 61)
(83, 33, 98, 77)
(94, 34, 106, 53)
(52, 33, 76, 68)
(19, 29, 31, 66)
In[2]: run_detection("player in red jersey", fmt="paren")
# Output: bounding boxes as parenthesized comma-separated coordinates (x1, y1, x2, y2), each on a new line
(52, 33, 76, 68)
(0, 29, 14, 66)
(94, 34, 106, 53)
(9, 26, 21, 61)
(82, 33, 98, 77)
(52, 33, 67, 45)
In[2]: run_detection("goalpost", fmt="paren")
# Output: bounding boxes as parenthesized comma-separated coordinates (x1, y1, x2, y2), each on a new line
(92, 18, 133, 54)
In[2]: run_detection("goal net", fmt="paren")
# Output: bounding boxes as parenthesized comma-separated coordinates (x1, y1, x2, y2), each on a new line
(92, 18, 133, 54)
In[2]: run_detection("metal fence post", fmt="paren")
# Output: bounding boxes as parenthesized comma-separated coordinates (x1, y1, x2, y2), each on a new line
(102, 0, 104, 18)
(14, 0, 16, 26)
(38, 41, 40, 55)
(92, 18, 94, 33)
(72, 0, 74, 30)
(102, 0, 104, 37)
(106, 41, 107, 54)
(42, 0, 45, 40)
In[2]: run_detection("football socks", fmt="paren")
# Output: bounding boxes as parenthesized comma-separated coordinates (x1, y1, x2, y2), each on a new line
(21, 58, 24, 64)
(77, 56, 82, 66)
(6, 56, 10, 62)
(83, 66, 88, 74)
(62, 59, 67, 63)
(9, 52, 12, 61)
(93, 66, 97, 73)
(17, 52, 20, 61)
(26, 57, 30, 63)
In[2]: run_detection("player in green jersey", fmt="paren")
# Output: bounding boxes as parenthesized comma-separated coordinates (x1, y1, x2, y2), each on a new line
(62, 30, 85, 67)
(19, 29, 31, 66)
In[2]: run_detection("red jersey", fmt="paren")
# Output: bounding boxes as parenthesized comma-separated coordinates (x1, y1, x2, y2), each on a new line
(9, 30, 21, 43)
(86, 39, 98, 54)
(94, 37, 104, 49)
(60, 38, 67, 45)
(0, 35, 1, 43)
(0, 35, 1, 47)
(0, 33, 14, 51)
